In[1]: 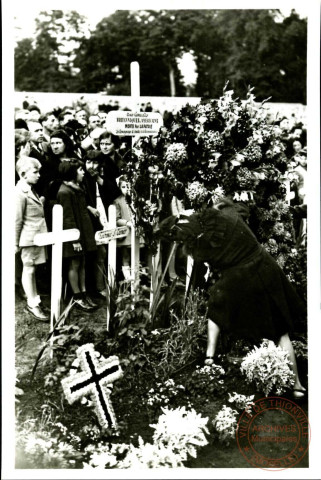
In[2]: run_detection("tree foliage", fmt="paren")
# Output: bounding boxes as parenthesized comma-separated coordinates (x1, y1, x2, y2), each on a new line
(15, 9, 307, 102)
(15, 10, 89, 92)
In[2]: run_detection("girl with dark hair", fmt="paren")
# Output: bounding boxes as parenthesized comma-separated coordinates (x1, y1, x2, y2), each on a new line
(56, 160, 98, 311)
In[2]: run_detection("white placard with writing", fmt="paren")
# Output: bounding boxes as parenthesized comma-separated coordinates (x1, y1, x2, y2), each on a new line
(95, 226, 129, 245)
(106, 111, 163, 136)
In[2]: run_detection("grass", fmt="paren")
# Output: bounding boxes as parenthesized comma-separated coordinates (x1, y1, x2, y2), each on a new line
(14, 291, 309, 469)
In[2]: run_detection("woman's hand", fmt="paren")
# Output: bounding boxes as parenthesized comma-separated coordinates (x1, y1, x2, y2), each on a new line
(87, 167, 98, 178)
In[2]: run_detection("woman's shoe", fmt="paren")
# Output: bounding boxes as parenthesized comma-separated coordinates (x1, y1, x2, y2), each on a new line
(292, 388, 307, 399)
(204, 356, 215, 366)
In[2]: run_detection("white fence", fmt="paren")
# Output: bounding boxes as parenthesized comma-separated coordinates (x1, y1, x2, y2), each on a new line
(15, 92, 306, 121)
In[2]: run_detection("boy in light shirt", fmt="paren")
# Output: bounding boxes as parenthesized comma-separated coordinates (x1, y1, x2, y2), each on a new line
(15, 157, 48, 321)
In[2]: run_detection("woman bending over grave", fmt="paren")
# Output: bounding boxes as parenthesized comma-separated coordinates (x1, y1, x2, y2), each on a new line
(57, 160, 98, 311)
(157, 198, 307, 399)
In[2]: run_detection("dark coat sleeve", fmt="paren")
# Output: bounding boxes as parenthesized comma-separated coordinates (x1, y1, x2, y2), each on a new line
(57, 188, 78, 231)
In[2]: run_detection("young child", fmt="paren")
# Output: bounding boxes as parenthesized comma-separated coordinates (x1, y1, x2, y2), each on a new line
(15, 156, 49, 321)
(114, 176, 133, 280)
(114, 176, 147, 280)
(83, 151, 109, 297)
(56, 161, 98, 310)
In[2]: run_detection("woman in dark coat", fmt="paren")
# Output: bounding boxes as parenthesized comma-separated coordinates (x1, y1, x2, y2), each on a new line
(40, 129, 78, 230)
(56, 160, 97, 311)
(158, 199, 306, 398)
(97, 131, 123, 212)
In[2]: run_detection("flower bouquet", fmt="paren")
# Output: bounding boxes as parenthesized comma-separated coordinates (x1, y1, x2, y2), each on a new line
(240, 340, 295, 396)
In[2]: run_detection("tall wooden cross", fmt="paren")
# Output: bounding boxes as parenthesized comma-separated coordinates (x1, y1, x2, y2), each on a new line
(34, 204, 80, 347)
(130, 61, 142, 297)
(106, 62, 163, 307)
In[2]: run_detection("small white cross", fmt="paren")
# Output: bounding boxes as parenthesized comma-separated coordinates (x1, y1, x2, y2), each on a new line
(34, 204, 80, 341)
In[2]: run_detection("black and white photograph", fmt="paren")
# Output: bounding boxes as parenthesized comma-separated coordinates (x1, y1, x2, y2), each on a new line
(2, 0, 320, 477)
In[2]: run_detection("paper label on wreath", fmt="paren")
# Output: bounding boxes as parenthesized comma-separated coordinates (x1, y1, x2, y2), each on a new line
(106, 111, 163, 136)
(61, 344, 123, 429)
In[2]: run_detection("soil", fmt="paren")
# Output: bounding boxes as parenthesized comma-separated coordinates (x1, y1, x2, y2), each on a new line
(15, 291, 309, 470)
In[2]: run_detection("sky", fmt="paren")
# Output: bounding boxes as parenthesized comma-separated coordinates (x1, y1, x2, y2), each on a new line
(13, 2, 309, 42)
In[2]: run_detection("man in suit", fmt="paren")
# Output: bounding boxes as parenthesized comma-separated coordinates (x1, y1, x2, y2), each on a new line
(40, 112, 59, 142)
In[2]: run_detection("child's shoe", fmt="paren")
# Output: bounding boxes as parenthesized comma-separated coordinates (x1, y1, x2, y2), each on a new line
(74, 297, 94, 311)
(83, 294, 98, 308)
(26, 304, 49, 322)
(98, 289, 107, 298)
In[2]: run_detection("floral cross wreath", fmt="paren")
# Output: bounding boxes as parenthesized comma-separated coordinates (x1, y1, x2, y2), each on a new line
(61, 344, 123, 429)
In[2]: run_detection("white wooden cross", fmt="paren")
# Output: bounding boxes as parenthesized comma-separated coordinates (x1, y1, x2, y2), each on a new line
(130, 61, 142, 296)
(106, 62, 163, 307)
(34, 204, 80, 350)
(94, 205, 116, 331)
(94, 205, 130, 330)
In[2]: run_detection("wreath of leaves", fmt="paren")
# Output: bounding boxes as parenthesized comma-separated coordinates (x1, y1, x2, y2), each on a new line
(122, 86, 305, 298)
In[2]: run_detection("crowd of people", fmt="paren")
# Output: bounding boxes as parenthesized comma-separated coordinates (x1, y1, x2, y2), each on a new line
(15, 100, 147, 321)
(14, 99, 307, 398)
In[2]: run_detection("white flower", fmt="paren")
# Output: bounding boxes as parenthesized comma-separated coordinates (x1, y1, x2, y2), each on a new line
(164, 143, 187, 167)
(151, 406, 209, 459)
(119, 437, 186, 468)
(228, 392, 255, 411)
(213, 405, 238, 444)
(186, 181, 209, 206)
(240, 340, 295, 396)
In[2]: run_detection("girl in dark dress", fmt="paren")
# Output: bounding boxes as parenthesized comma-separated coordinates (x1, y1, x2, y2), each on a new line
(158, 199, 306, 398)
(57, 161, 97, 311)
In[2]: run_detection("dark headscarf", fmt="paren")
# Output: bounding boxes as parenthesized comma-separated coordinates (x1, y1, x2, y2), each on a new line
(50, 129, 75, 158)
(156, 199, 250, 257)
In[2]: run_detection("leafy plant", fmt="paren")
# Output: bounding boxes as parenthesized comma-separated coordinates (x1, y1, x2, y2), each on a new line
(83, 406, 209, 469)
(15, 417, 82, 468)
(151, 406, 209, 461)
(145, 378, 188, 417)
(213, 405, 239, 446)
(185, 364, 226, 400)
(30, 299, 81, 381)
(240, 339, 295, 396)
(151, 289, 208, 378)
(228, 392, 255, 412)
(292, 338, 308, 360)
